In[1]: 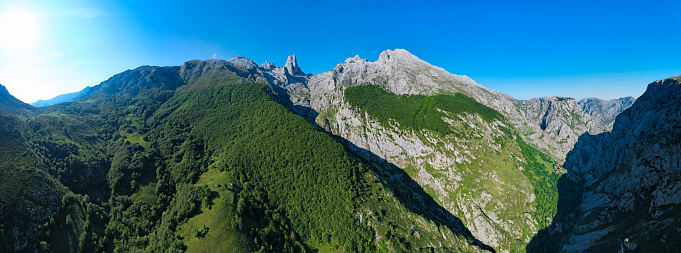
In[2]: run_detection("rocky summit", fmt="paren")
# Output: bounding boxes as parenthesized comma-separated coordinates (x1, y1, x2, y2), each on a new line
(1, 49, 678, 253)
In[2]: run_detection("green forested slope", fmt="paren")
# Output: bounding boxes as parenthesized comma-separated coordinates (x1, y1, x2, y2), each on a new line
(0, 115, 64, 252)
(1, 69, 486, 252)
(344, 85, 503, 136)
(146, 83, 376, 251)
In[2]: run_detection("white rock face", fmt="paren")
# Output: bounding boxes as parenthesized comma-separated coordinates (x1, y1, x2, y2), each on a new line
(225, 56, 258, 68)
(561, 76, 681, 251)
(578, 96, 636, 127)
(516, 96, 606, 160)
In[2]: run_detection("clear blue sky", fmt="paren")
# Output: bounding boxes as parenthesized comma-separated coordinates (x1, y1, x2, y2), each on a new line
(1, 0, 680, 103)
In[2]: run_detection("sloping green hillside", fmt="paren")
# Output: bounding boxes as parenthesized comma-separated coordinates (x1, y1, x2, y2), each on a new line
(0, 115, 64, 253)
(1, 75, 487, 252)
(344, 85, 503, 136)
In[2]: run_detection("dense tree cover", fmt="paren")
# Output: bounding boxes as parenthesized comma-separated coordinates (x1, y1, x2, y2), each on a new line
(525, 175, 582, 252)
(344, 84, 504, 136)
(2, 79, 387, 252)
(0, 115, 68, 253)
(515, 138, 560, 230)
(155, 83, 376, 251)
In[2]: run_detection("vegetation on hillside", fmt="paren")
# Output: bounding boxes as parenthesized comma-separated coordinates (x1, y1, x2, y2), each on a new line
(344, 84, 503, 136)
(515, 137, 560, 229)
(152, 83, 376, 251)
(1, 77, 485, 252)
(344, 84, 563, 251)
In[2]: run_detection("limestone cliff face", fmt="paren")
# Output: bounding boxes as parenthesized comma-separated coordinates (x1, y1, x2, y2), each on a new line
(561, 76, 681, 252)
(321, 101, 538, 251)
(578, 96, 636, 129)
(516, 96, 606, 161)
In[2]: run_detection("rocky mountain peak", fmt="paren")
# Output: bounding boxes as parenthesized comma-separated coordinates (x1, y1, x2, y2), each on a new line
(377, 48, 423, 65)
(344, 55, 367, 64)
(284, 55, 304, 76)
(644, 75, 681, 97)
(260, 60, 276, 70)
(226, 56, 258, 68)
(578, 96, 636, 128)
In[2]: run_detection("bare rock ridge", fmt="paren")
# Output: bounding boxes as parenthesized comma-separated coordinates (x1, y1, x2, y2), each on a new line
(516, 96, 606, 160)
(225, 55, 258, 68)
(284, 55, 305, 76)
(578, 96, 636, 128)
(260, 60, 275, 70)
(255, 49, 611, 161)
(560, 75, 681, 252)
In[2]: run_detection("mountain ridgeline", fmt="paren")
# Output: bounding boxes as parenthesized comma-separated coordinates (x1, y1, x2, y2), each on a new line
(0, 60, 487, 252)
(0, 49, 677, 253)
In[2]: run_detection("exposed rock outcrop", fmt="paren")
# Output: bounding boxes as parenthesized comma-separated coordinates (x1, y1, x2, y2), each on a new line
(260, 49, 606, 162)
(578, 96, 636, 129)
(284, 55, 305, 76)
(561, 75, 681, 251)
(517, 96, 606, 160)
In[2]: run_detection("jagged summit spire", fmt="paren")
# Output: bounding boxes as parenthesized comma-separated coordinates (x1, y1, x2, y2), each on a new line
(284, 55, 304, 76)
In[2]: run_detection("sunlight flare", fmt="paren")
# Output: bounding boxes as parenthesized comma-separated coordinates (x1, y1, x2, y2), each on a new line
(0, 9, 39, 54)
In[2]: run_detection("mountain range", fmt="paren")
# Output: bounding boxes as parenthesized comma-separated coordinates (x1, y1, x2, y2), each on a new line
(0, 49, 677, 253)
(30, 86, 92, 107)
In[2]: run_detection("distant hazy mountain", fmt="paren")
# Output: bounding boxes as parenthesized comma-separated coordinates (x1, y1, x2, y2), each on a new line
(30, 86, 91, 107)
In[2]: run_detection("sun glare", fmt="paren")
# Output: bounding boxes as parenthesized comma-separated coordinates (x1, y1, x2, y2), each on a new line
(0, 9, 39, 54)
